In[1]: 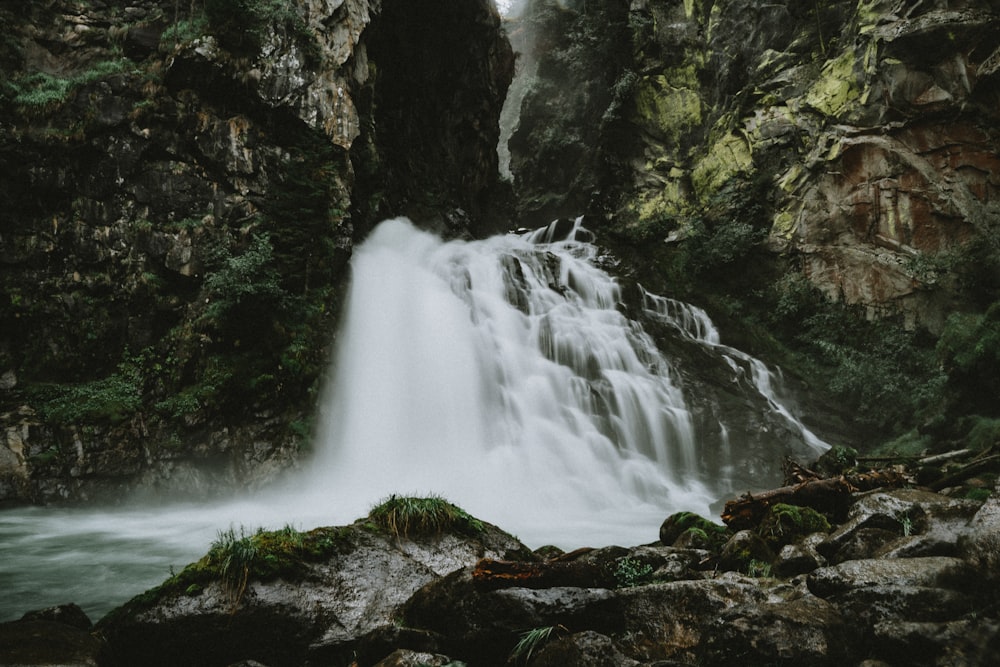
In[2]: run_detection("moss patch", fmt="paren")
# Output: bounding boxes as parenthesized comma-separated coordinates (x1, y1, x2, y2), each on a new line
(757, 503, 831, 547)
(660, 511, 731, 550)
(803, 50, 861, 118)
(691, 131, 753, 202)
(633, 73, 703, 146)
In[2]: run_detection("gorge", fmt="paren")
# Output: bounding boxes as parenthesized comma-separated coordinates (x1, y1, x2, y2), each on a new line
(1, 0, 999, 665)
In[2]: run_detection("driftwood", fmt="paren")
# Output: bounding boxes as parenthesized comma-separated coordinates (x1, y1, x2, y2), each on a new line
(721, 466, 907, 531)
(472, 557, 614, 591)
(928, 447, 1000, 492)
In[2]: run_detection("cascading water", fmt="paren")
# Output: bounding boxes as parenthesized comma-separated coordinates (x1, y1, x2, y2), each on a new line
(0, 217, 827, 622)
(298, 217, 716, 545)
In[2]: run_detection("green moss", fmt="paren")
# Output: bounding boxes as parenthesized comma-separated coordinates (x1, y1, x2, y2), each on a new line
(803, 50, 860, 117)
(660, 511, 731, 549)
(691, 131, 753, 202)
(757, 503, 831, 547)
(633, 74, 703, 145)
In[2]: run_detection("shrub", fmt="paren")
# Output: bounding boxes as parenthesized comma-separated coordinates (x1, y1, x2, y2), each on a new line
(31, 356, 143, 424)
(367, 495, 484, 539)
(937, 302, 1000, 415)
(204, 0, 316, 59)
(613, 556, 653, 587)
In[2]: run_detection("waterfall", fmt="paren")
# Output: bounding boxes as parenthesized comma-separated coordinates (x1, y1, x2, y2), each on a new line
(0, 216, 829, 621)
(300, 217, 715, 546)
(299, 216, 827, 544)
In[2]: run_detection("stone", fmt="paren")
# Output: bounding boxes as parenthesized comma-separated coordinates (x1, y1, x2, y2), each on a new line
(957, 477, 1000, 582)
(702, 592, 853, 666)
(718, 529, 775, 573)
(806, 557, 975, 599)
(372, 649, 457, 667)
(531, 630, 640, 667)
(0, 618, 103, 667)
(773, 532, 827, 578)
(98, 520, 529, 667)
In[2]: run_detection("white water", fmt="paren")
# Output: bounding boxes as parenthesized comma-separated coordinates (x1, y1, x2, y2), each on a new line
(0, 217, 825, 622)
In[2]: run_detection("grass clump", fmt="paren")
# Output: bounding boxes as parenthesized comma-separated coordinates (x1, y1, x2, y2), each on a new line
(510, 625, 566, 664)
(368, 495, 485, 539)
(204, 524, 347, 609)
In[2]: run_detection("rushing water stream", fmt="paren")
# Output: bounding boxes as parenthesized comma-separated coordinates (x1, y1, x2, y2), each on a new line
(0, 217, 826, 622)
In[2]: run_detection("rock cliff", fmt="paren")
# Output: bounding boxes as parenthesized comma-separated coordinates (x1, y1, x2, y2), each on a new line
(510, 0, 1000, 331)
(0, 0, 512, 503)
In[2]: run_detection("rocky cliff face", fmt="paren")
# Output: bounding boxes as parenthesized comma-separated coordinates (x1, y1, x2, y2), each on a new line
(509, 0, 1000, 331)
(0, 0, 512, 503)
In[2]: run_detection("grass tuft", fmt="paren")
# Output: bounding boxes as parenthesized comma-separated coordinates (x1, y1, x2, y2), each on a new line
(368, 494, 484, 539)
(510, 625, 566, 663)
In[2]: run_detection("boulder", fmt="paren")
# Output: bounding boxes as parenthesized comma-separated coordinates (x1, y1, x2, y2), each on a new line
(98, 519, 529, 667)
(701, 590, 853, 667)
(531, 630, 640, 667)
(0, 604, 101, 667)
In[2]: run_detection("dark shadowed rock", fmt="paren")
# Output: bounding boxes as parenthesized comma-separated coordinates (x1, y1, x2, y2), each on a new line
(531, 630, 640, 667)
(0, 618, 102, 667)
(701, 590, 853, 667)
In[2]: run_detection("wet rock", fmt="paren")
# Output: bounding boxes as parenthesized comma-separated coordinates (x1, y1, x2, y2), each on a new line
(20, 603, 93, 630)
(0, 605, 102, 667)
(870, 618, 1000, 667)
(806, 557, 975, 599)
(773, 532, 827, 578)
(718, 529, 774, 573)
(531, 630, 640, 667)
(819, 488, 978, 564)
(98, 520, 529, 667)
(372, 649, 457, 667)
(702, 591, 853, 667)
(611, 574, 766, 663)
(957, 478, 1000, 579)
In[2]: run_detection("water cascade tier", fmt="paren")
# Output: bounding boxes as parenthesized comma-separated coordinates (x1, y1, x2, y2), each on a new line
(0, 217, 827, 621)
(303, 217, 828, 541)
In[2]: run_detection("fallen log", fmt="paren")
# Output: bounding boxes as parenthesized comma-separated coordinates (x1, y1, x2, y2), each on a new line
(721, 468, 908, 531)
(472, 558, 614, 591)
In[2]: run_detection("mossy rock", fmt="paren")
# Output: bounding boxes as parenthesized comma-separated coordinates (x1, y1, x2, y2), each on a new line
(757, 503, 831, 548)
(660, 511, 731, 550)
(813, 445, 859, 476)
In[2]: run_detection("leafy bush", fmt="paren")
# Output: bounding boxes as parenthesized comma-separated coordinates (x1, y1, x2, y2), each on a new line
(7, 58, 135, 111)
(205, 0, 315, 59)
(31, 356, 143, 424)
(201, 233, 287, 329)
(613, 556, 653, 587)
(937, 302, 1000, 415)
(368, 495, 484, 539)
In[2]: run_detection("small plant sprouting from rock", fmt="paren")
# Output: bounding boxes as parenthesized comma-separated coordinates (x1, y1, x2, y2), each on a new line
(205, 523, 344, 611)
(368, 495, 484, 539)
(209, 526, 259, 609)
(614, 556, 654, 588)
(510, 625, 567, 664)
(897, 512, 914, 537)
(747, 559, 772, 578)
